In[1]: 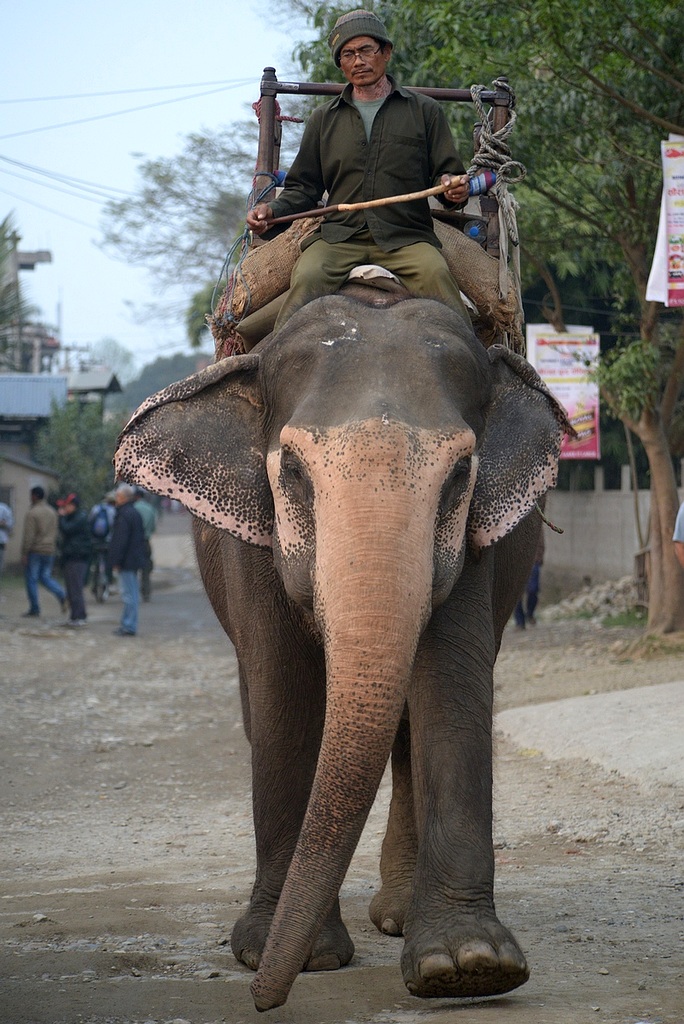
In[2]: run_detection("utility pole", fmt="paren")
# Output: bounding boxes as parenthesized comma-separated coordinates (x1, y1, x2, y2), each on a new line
(7, 232, 52, 372)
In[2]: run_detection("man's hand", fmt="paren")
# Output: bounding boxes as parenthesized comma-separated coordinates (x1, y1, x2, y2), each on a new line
(246, 203, 274, 235)
(441, 173, 469, 205)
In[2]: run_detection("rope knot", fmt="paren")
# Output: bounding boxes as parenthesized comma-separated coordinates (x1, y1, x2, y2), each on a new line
(252, 98, 304, 124)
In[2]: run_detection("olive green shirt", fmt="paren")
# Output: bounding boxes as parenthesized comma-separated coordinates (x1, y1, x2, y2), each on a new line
(269, 76, 465, 253)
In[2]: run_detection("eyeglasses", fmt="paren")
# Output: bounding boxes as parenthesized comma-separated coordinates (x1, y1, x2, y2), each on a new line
(339, 44, 382, 64)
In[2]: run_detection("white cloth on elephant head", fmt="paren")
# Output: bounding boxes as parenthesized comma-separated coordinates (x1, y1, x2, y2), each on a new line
(346, 263, 476, 312)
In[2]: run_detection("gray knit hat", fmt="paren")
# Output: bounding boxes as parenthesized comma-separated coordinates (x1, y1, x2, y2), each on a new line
(328, 9, 392, 66)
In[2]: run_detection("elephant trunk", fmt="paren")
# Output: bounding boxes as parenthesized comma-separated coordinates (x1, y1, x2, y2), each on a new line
(251, 493, 434, 1011)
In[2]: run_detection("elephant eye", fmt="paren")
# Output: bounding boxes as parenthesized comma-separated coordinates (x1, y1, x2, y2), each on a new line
(438, 457, 472, 518)
(280, 449, 312, 505)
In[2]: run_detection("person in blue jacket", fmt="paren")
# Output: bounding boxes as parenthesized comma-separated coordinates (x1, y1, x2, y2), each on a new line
(107, 483, 147, 636)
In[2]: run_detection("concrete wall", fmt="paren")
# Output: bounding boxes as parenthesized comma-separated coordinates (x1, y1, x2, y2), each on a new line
(544, 466, 683, 584)
(0, 459, 60, 567)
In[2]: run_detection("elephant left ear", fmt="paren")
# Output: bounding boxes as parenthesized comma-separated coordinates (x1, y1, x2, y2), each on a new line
(115, 353, 274, 547)
(468, 346, 574, 550)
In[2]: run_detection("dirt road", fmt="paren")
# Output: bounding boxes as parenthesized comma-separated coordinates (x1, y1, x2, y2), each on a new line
(1, 514, 682, 1024)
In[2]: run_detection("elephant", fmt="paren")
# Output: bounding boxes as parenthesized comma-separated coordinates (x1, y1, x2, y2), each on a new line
(114, 290, 570, 1012)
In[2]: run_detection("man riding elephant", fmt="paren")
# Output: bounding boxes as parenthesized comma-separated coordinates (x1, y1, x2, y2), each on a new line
(246, 8, 471, 330)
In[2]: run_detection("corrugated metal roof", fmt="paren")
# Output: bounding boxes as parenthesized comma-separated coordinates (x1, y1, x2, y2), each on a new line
(68, 370, 122, 394)
(0, 375, 68, 417)
(0, 451, 60, 475)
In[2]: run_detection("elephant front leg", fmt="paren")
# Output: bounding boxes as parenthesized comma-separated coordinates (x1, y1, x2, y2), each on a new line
(400, 600, 529, 999)
(230, 629, 354, 974)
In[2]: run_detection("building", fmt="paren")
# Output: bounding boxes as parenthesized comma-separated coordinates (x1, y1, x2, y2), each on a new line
(0, 374, 68, 567)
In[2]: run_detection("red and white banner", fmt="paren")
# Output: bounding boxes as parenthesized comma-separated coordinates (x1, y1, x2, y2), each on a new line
(646, 137, 684, 308)
(526, 325, 600, 460)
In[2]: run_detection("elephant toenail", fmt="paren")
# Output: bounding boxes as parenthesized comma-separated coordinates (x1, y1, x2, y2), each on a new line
(456, 940, 496, 971)
(499, 941, 528, 971)
(382, 917, 401, 936)
(419, 952, 454, 979)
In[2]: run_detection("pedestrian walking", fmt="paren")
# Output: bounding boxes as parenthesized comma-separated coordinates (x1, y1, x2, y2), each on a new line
(107, 483, 147, 637)
(21, 485, 67, 618)
(57, 493, 92, 626)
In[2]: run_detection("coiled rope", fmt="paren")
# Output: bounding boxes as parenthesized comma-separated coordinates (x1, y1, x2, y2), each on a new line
(468, 79, 526, 341)
(210, 171, 281, 331)
(211, 97, 305, 331)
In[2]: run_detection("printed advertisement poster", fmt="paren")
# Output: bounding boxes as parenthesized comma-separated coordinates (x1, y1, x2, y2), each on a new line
(646, 136, 684, 307)
(526, 325, 600, 460)
(663, 139, 684, 307)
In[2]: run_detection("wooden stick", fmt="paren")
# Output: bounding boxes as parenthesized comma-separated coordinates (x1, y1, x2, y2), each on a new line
(267, 181, 452, 227)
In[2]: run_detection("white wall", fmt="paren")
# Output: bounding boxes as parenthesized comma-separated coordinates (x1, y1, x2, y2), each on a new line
(544, 466, 683, 582)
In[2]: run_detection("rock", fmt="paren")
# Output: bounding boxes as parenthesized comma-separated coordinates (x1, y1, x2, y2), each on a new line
(542, 576, 640, 622)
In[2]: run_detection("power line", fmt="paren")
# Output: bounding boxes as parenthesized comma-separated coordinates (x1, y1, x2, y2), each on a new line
(0, 166, 128, 206)
(0, 82, 255, 142)
(524, 297, 639, 319)
(0, 185, 98, 229)
(0, 155, 131, 197)
(0, 78, 256, 104)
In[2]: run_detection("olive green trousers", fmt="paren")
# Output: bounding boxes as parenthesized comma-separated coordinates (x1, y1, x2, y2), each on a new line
(273, 234, 467, 331)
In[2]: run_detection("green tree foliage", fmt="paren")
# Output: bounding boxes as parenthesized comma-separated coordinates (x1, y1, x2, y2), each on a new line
(98, 116, 309, 346)
(99, 129, 258, 289)
(34, 401, 125, 511)
(596, 340, 661, 423)
(186, 283, 215, 349)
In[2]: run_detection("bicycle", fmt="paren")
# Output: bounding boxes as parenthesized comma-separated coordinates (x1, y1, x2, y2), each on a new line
(90, 544, 110, 603)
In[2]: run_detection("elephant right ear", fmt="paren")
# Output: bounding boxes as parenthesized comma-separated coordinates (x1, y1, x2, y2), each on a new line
(115, 354, 273, 547)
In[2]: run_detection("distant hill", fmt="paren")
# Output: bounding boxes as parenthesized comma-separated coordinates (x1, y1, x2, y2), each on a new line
(110, 352, 212, 414)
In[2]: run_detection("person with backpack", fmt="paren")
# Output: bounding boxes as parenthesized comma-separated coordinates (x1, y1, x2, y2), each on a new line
(88, 493, 116, 544)
(87, 492, 117, 598)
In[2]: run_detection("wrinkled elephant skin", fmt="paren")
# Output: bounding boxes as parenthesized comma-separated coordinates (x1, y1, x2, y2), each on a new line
(115, 294, 569, 1011)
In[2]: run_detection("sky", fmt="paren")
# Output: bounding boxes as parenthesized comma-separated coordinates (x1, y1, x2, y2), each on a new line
(1, 0, 312, 374)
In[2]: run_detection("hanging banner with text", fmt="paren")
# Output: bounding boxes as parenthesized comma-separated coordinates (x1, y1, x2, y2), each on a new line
(646, 138, 684, 307)
(663, 139, 684, 307)
(526, 325, 600, 460)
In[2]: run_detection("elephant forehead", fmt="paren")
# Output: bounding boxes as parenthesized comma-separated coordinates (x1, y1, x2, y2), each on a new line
(280, 421, 474, 488)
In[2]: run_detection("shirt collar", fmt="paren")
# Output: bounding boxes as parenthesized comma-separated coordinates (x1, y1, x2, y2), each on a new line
(332, 74, 405, 109)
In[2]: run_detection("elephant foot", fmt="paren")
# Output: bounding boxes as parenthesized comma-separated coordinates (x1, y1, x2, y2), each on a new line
(400, 910, 529, 999)
(369, 880, 411, 936)
(231, 902, 354, 973)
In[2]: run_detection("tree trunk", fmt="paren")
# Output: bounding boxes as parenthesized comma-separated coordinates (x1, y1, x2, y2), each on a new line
(633, 410, 684, 633)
